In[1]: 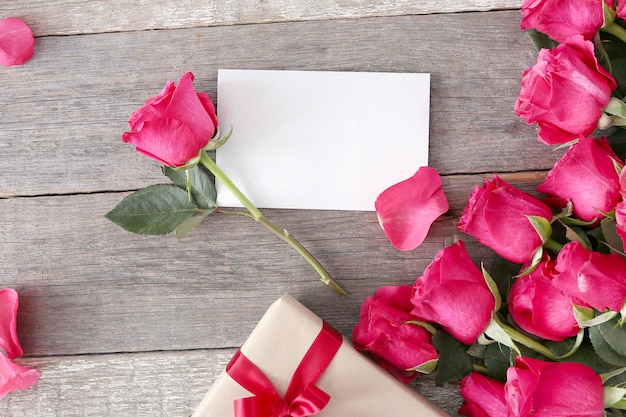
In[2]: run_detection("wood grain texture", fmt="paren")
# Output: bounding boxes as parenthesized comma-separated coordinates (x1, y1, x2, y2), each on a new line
(2, 0, 523, 36)
(0, 3, 556, 415)
(0, 11, 550, 198)
(0, 172, 545, 357)
(0, 352, 462, 416)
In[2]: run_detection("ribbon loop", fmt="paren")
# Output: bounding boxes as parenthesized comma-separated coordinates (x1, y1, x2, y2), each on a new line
(227, 321, 342, 417)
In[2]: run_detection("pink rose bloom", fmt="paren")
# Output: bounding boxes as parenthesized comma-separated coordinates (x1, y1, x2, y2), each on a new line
(458, 372, 507, 417)
(616, 200, 626, 246)
(509, 256, 580, 341)
(375, 167, 449, 251)
(0, 17, 34, 67)
(537, 136, 622, 223)
(505, 357, 604, 417)
(353, 285, 438, 384)
(520, 0, 605, 43)
(618, 0, 626, 18)
(410, 241, 495, 345)
(457, 175, 553, 265)
(123, 72, 218, 167)
(0, 289, 39, 399)
(553, 241, 626, 312)
(515, 35, 616, 145)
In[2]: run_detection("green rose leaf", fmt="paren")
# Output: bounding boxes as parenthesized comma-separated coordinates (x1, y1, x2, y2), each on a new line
(105, 184, 198, 235)
(589, 323, 626, 367)
(484, 343, 512, 382)
(432, 331, 473, 386)
(524, 29, 558, 51)
(175, 212, 210, 239)
(598, 315, 626, 356)
(163, 165, 217, 210)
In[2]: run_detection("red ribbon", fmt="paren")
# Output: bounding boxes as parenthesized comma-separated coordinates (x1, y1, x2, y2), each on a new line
(226, 321, 343, 417)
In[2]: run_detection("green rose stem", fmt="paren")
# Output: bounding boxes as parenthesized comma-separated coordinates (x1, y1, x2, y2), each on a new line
(602, 22, 626, 45)
(492, 315, 557, 360)
(199, 150, 348, 296)
(543, 237, 564, 253)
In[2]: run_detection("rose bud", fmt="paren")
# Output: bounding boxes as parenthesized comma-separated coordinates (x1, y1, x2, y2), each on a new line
(509, 256, 580, 341)
(520, 0, 606, 43)
(537, 136, 622, 223)
(410, 241, 495, 345)
(505, 357, 604, 417)
(122, 72, 218, 167)
(515, 35, 616, 145)
(553, 241, 626, 313)
(459, 372, 507, 417)
(457, 174, 553, 265)
(353, 285, 438, 384)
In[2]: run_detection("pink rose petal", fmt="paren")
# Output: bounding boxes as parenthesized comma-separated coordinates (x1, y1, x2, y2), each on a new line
(0, 17, 34, 67)
(375, 166, 449, 251)
(0, 288, 23, 359)
(0, 353, 39, 399)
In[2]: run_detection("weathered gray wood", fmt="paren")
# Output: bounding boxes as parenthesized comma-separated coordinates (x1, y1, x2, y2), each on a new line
(1, 11, 548, 198)
(1, 172, 544, 357)
(0, 352, 462, 416)
(2, 0, 523, 36)
(0, 4, 558, 415)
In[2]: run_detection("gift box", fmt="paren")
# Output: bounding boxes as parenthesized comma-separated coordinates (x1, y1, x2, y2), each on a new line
(192, 294, 449, 416)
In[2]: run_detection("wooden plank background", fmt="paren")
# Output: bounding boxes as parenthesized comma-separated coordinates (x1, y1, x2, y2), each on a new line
(0, 1, 550, 415)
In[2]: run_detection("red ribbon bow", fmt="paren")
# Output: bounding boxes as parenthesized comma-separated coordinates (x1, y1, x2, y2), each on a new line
(226, 321, 343, 417)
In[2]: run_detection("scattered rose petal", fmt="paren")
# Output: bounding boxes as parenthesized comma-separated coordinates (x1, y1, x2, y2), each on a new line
(0, 17, 34, 67)
(0, 353, 39, 399)
(375, 166, 449, 251)
(0, 288, 23, 359)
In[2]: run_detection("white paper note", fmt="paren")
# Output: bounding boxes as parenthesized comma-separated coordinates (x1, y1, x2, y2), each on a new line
(215, 69, 430, 211)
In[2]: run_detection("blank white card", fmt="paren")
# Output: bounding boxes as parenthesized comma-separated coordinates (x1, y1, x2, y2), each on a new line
(215, 69, 430, 211)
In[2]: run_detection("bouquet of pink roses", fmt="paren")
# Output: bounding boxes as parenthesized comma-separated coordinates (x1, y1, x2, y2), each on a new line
(353, 1, 626, 416)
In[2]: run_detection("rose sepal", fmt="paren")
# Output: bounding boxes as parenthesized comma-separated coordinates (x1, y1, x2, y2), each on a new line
(408, 358, 438, 375)
(602, 0, 617, 28)
(480, 316, 521, 356)
(202, 126, 233, 151)
(525, 214, 553, 244)
(481, 266, 502, 311)
(404, 320, 438, 335)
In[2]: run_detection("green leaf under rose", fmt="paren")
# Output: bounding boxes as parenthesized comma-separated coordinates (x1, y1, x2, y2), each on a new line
(162, 164, 216, 210)
(432, 331, 473, 386)
(105, 184, 199, 235)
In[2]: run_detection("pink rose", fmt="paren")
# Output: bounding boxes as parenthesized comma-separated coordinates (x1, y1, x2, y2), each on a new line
(352, 285, 438, 384)
(617, 0, 626, 18)
(0, 17, 34, 67)
(375, 167, 449, 251)
(520, 0, 605, 43)
(505, 357, 604, 417)
(457, 174, 553, 264)
(616, 200, 626, 246)
(553, 241, 626, 312)
(537, 137, 622, 223)
(0, 289, 39, 399)
(515, 35, 616, 145)
(123, 72, 218, 167)
(410, 241, 495, 345)
(458, 372, 507, 417)
(509, 256, 580, 341)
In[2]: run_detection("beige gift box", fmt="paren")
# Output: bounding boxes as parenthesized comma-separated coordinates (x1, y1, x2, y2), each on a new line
(192, 294, 449, 417)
